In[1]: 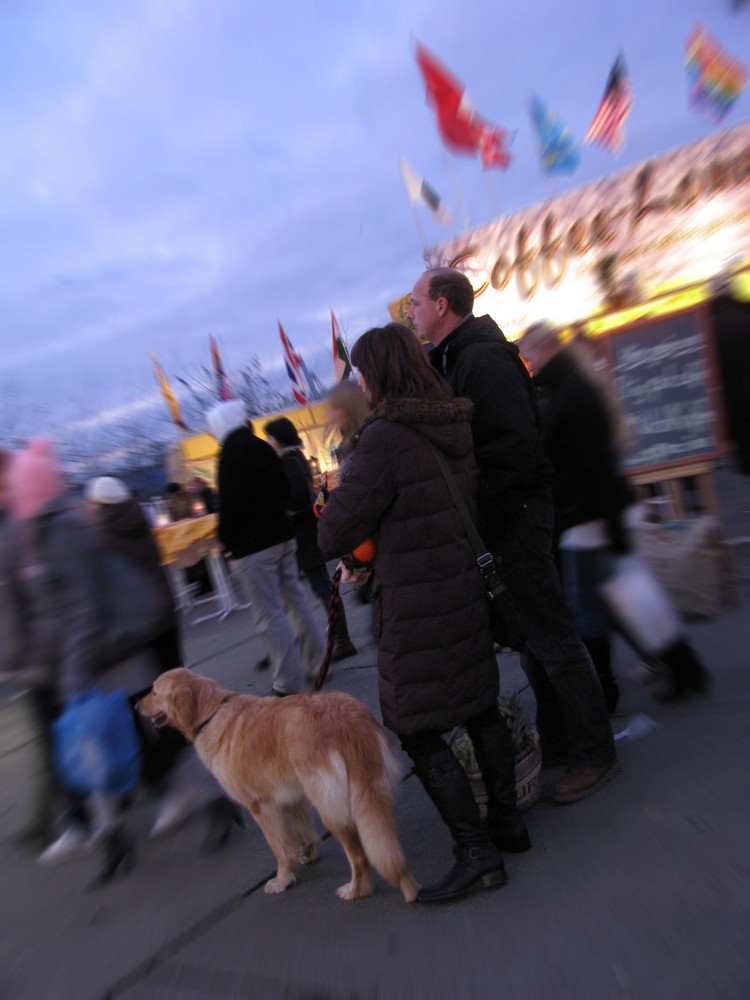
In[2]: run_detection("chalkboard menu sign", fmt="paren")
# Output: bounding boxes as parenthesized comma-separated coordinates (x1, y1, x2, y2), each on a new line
(605, 309, 724, 474)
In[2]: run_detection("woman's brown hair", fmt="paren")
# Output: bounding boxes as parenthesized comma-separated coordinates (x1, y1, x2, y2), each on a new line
(350, 322, 452, 408)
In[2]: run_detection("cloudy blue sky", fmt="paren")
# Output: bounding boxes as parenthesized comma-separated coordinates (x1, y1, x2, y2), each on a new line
(1, 0, 748, 454)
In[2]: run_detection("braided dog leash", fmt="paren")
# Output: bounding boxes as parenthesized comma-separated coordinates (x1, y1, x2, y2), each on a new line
(311, 565, 343, 692)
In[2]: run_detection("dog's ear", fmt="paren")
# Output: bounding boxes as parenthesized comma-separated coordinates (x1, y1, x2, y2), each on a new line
(193, 677, 224, 723)
(168, 684, 197, 733)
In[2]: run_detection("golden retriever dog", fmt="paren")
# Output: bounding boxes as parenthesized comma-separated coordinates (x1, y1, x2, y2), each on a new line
(137, 668, 418, 902)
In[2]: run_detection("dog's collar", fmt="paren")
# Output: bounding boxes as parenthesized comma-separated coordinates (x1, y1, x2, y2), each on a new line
(193, 696, 232, 739)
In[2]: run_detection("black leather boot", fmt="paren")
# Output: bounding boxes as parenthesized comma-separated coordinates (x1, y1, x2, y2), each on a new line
(466, 708, 531, 854)
(410, 748, 507, 903)
(654, 640, 710, 703)
(585, 636, 620, 715)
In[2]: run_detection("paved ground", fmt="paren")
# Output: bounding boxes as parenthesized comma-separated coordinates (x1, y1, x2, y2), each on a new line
(1, 463, 748, 999)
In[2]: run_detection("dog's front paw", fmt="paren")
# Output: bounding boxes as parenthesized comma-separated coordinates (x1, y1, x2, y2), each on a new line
(264, 874, 296, 895)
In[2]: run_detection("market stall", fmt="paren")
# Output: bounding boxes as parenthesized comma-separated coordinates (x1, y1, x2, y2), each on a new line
(421, 120, 750, 612)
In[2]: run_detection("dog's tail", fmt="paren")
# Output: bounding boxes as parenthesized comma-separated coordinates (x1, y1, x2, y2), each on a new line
(350, 731, 419, 903)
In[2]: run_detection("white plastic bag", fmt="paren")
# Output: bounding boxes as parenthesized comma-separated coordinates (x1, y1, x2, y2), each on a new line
(598, 555, 682, 655)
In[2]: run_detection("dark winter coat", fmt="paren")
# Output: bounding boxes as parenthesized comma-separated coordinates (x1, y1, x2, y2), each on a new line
(532, 348, 634, 542)
(278, 447, 325, 574)
(317, 396, 499, 737)
(95, 497, 177, 633)
(710, 294, 750, 476)
(429, 314, 553, 542)
(6, 498, 110, 699)
(214, 426, 293, 558)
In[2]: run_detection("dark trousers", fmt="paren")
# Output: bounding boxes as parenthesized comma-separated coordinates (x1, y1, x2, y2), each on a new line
(26, 687, 88, 835)
(491, 497, 615, 769)
(399, 728, 488, 849)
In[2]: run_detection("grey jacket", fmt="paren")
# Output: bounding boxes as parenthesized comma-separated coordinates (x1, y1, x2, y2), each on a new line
(7, 499, 109, 701)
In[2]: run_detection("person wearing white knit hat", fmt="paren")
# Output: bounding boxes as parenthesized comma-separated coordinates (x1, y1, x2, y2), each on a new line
(84, 476, 131, 505)
(206, 399, 326, 695)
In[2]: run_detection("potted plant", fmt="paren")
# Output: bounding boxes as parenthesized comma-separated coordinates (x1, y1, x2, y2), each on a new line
(449, 693, 542, 814)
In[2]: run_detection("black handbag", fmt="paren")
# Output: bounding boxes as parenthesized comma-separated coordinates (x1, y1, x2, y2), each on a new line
(425, 444, 525, 653)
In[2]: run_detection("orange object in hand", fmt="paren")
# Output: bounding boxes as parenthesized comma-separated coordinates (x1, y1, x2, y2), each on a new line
(352, 537, 376, 563)
(342, 536, 376, 570)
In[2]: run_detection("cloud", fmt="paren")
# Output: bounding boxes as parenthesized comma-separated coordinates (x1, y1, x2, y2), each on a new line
(0, 0, 743, 453)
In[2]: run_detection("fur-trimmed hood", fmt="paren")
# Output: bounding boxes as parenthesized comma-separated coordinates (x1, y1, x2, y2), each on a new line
(369, 396, 473, 460)
(374, 396, 473, 424)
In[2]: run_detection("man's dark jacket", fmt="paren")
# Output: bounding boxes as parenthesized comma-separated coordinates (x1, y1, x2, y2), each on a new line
(216, 426, 293, 558)
(279, 447, 325, 574)
(429, 314, 552, 538)
(532, 348, 634, 543)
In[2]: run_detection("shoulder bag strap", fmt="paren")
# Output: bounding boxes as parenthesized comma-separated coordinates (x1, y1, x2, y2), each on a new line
(419, 436, 504, 598)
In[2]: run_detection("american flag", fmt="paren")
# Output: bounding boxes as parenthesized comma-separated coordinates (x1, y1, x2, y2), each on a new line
(584, 54, 633, 154)
(278, 321, 309, 406)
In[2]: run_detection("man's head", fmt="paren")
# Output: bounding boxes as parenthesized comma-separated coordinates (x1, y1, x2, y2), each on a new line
(516, 321, 562, 375)
(407, 268, 474, 347)
(264, 416, 302, 455)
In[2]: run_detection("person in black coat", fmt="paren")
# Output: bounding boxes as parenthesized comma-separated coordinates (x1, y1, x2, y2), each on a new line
(206, 400, 325, 695)
(407, 267, 617, 805)
(518, 323, 709, 705)
(319, 323, 529, 903)
(264, 417, 357, 662)
(86, 476, 242, 850)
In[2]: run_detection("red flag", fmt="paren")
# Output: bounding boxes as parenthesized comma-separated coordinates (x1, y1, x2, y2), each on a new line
(584, 54, 633, 154)
(209, 335, 233, 401)
(473, 122, 512, 170)
(278, 321, 309, 407)
(415, 42, 512, 169)
(415, 43, 480, 152)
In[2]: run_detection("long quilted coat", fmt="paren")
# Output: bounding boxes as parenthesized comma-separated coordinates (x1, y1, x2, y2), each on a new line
(318, 396, 498, 736)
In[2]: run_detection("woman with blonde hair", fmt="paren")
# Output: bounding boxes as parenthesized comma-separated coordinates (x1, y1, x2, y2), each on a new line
(326, 379, 374, 604)
(326, 379, 370, 466)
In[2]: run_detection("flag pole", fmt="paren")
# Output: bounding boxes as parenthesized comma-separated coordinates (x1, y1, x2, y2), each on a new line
(482, 166, 500, 217)
(442, 152, 470, 230)
(409, 200, 428, 252)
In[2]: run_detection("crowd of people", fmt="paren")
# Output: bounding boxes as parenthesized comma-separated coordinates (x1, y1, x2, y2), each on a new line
(0, 265, 711, 903)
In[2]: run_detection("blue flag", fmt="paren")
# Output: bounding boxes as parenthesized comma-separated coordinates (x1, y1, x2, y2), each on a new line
(528, 93, 580, 174)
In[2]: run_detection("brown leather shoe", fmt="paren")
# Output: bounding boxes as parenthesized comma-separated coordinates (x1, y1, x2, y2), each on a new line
(553, 761, 620, 805)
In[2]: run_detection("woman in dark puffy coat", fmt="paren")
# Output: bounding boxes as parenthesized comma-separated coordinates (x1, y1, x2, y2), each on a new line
(318, 323, 529, 903)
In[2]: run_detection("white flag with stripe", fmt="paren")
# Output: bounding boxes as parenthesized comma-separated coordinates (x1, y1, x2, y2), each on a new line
(399, 157, 453, 226)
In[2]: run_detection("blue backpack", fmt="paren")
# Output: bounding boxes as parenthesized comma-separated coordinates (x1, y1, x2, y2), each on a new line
(52, 688, 142, 795)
